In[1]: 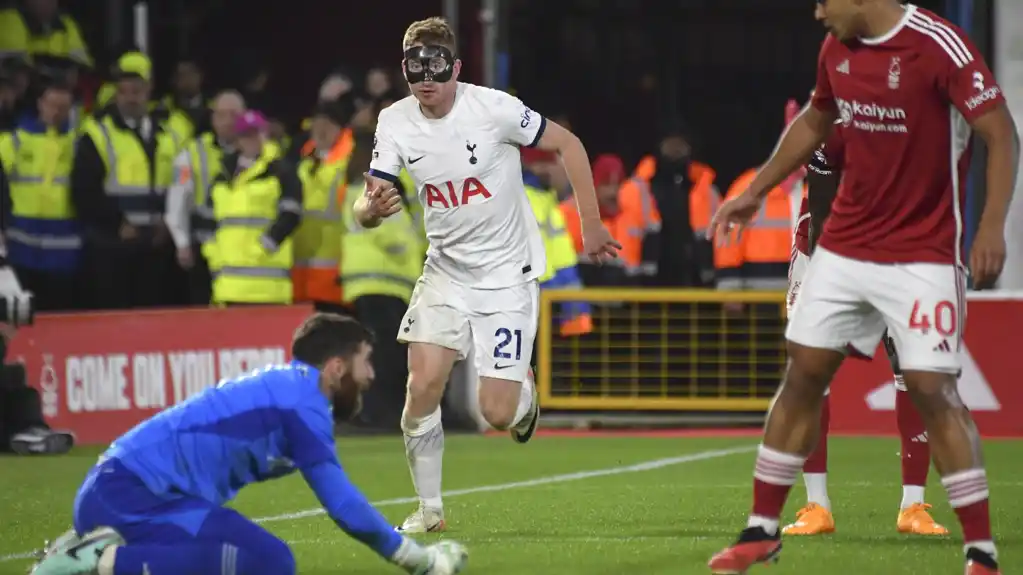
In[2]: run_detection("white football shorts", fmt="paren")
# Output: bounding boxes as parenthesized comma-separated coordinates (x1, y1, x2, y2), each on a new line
(786, 246, 965, 374)
(398, 271, 538, 383)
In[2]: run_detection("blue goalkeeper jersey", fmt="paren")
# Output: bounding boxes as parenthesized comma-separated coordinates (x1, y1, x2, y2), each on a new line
(103, 360, 401, 557)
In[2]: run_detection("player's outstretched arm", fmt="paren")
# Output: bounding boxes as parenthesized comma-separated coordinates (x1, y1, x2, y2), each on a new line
(535, 121, 622, 262)
(747, 104, 836, 201)
(283, 403, 465, 573)
(301, 460, 437, 570)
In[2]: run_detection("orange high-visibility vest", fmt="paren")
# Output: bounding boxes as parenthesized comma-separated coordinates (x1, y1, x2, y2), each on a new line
(292, 128, 354, 303)
(632, 155, 719, 237)
(714, 168, 795, 290)
(560, 183, 659, 278)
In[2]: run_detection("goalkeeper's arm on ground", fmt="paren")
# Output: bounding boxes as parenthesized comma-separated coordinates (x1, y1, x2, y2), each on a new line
(282, 403, 432, 569)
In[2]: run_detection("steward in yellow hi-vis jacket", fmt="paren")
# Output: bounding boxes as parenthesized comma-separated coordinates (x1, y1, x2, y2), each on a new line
(0, 3, 91, 67)
(0, 80, 79, 311)
(71, 52, 181, 310)
(523, 169, 592, 337)
(202, 111, 302, 305)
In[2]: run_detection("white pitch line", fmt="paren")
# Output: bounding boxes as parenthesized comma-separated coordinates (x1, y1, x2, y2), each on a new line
(0, 445, 754, 564)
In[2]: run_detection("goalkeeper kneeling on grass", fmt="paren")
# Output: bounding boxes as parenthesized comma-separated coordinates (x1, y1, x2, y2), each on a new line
(31, 313, 468, 575)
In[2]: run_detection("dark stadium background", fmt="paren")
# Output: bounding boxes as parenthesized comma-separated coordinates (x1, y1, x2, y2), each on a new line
(56, 0, 969, 194)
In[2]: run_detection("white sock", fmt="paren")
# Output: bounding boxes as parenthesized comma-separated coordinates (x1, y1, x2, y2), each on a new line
(402, 407, 444, 510)
(901, 485, 925, 509)
(965, 541, 998, 559)
(97, 545, 118, 575)
(747, 515, 780, 536)
(511, 372, 535, 429)
(804, 473, 831, 510)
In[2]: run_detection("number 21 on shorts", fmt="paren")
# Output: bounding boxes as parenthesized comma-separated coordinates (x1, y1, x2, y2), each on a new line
(908, 299, 957, 336)
(493, 327, 523, 360)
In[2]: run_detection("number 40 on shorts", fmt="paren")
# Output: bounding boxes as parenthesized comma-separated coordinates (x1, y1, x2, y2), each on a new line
(908, 299, 957, 336)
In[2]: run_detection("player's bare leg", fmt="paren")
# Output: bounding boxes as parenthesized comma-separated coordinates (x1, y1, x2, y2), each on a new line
(478, 368, 539, 442)
(782, 391, 834, 536)
(887, 335, 947, 536)
(708, 343, 843, 574)
(398, 342, 458, 534)
(902, 369, 997, 571)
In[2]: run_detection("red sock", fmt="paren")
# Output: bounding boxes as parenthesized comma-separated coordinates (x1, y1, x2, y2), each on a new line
(896, 385, 929, 486)
(752, 445, 805, 523)
(803, 397, 830, 473)
(943, 469, 995, 549)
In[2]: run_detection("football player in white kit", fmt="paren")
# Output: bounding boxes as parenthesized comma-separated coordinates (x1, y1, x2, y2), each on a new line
(355, 17, 620, 533)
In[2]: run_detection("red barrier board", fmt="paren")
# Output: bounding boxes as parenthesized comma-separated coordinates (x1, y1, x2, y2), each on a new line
(830, 295, 1023, 438)
(8, 305, 313, 444)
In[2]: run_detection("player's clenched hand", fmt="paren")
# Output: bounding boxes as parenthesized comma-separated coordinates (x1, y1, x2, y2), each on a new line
(582, 220, 622, 264)
(362, 172, 402, 219)
(969, 226, 1006, 289)
(708, 191, 762, 245)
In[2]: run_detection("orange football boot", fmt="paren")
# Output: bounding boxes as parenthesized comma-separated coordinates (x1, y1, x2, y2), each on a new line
(781, 503, 835, 535)
(708, 528, 782, 575)
(897, 503, 949, 535)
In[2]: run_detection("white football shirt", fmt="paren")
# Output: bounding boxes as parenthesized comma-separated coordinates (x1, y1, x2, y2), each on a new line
(369, 83, 547, 289)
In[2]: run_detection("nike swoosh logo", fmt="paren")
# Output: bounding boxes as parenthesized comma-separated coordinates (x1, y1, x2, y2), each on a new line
(65, 539, 97, 560)
(494, 363, 514, 370)
(408, 155, 425, 164)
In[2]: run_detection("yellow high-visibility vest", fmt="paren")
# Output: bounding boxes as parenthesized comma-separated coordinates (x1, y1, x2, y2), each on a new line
(339, 178, 423, 303)
(80, 115, 178, 227)
(294, 155, 347, 271)
(204, 146, 293, 304)
(0, 123, 80, 271)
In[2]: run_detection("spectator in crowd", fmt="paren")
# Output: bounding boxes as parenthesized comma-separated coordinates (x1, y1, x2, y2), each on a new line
(631, 124, 718, 287)
(0, 0, 92, 69)
(292, 98, 354, 309)
(0, 58, 32, 131)
(340, 101, 423, 429)
(0, 63, 18, 131)
(33, 56, 87, 131)
(714, 165, 794, 292)
(234, 55, 287, 144)
(561, 153, 660, 286)
(203, 110, 302, 306)
(162, 57, 211, 138)
(0, 77, 79, 311)
(320, 69, 354, 103)
(290, 71, 355, 159)
(72, 51, 180, 310)
(166, 90, 246, 306)
(364, 66, 393, 100)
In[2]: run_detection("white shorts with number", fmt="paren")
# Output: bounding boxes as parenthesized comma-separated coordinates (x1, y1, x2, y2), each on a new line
(786, 246, 965, 374)
(398, 271, 538, 382)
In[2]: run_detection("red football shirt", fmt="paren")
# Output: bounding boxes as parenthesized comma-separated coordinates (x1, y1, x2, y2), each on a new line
(810, 5, 1004, 265)
(795, 130, 846, 255)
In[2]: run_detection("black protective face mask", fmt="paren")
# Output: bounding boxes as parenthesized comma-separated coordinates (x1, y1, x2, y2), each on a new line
(403, 45, 455, 84)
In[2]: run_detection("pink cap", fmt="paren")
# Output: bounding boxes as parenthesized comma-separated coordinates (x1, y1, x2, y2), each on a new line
(235, 110, 268, 134)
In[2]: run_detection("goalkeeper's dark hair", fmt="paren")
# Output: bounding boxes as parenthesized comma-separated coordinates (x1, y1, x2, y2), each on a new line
(291, 313, 374, 368)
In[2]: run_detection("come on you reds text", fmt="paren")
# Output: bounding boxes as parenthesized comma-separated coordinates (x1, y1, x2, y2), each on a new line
(56, 347, 287, 413)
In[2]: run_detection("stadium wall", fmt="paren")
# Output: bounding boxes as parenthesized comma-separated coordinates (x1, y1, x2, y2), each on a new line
(10, 294, 1022, 445)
